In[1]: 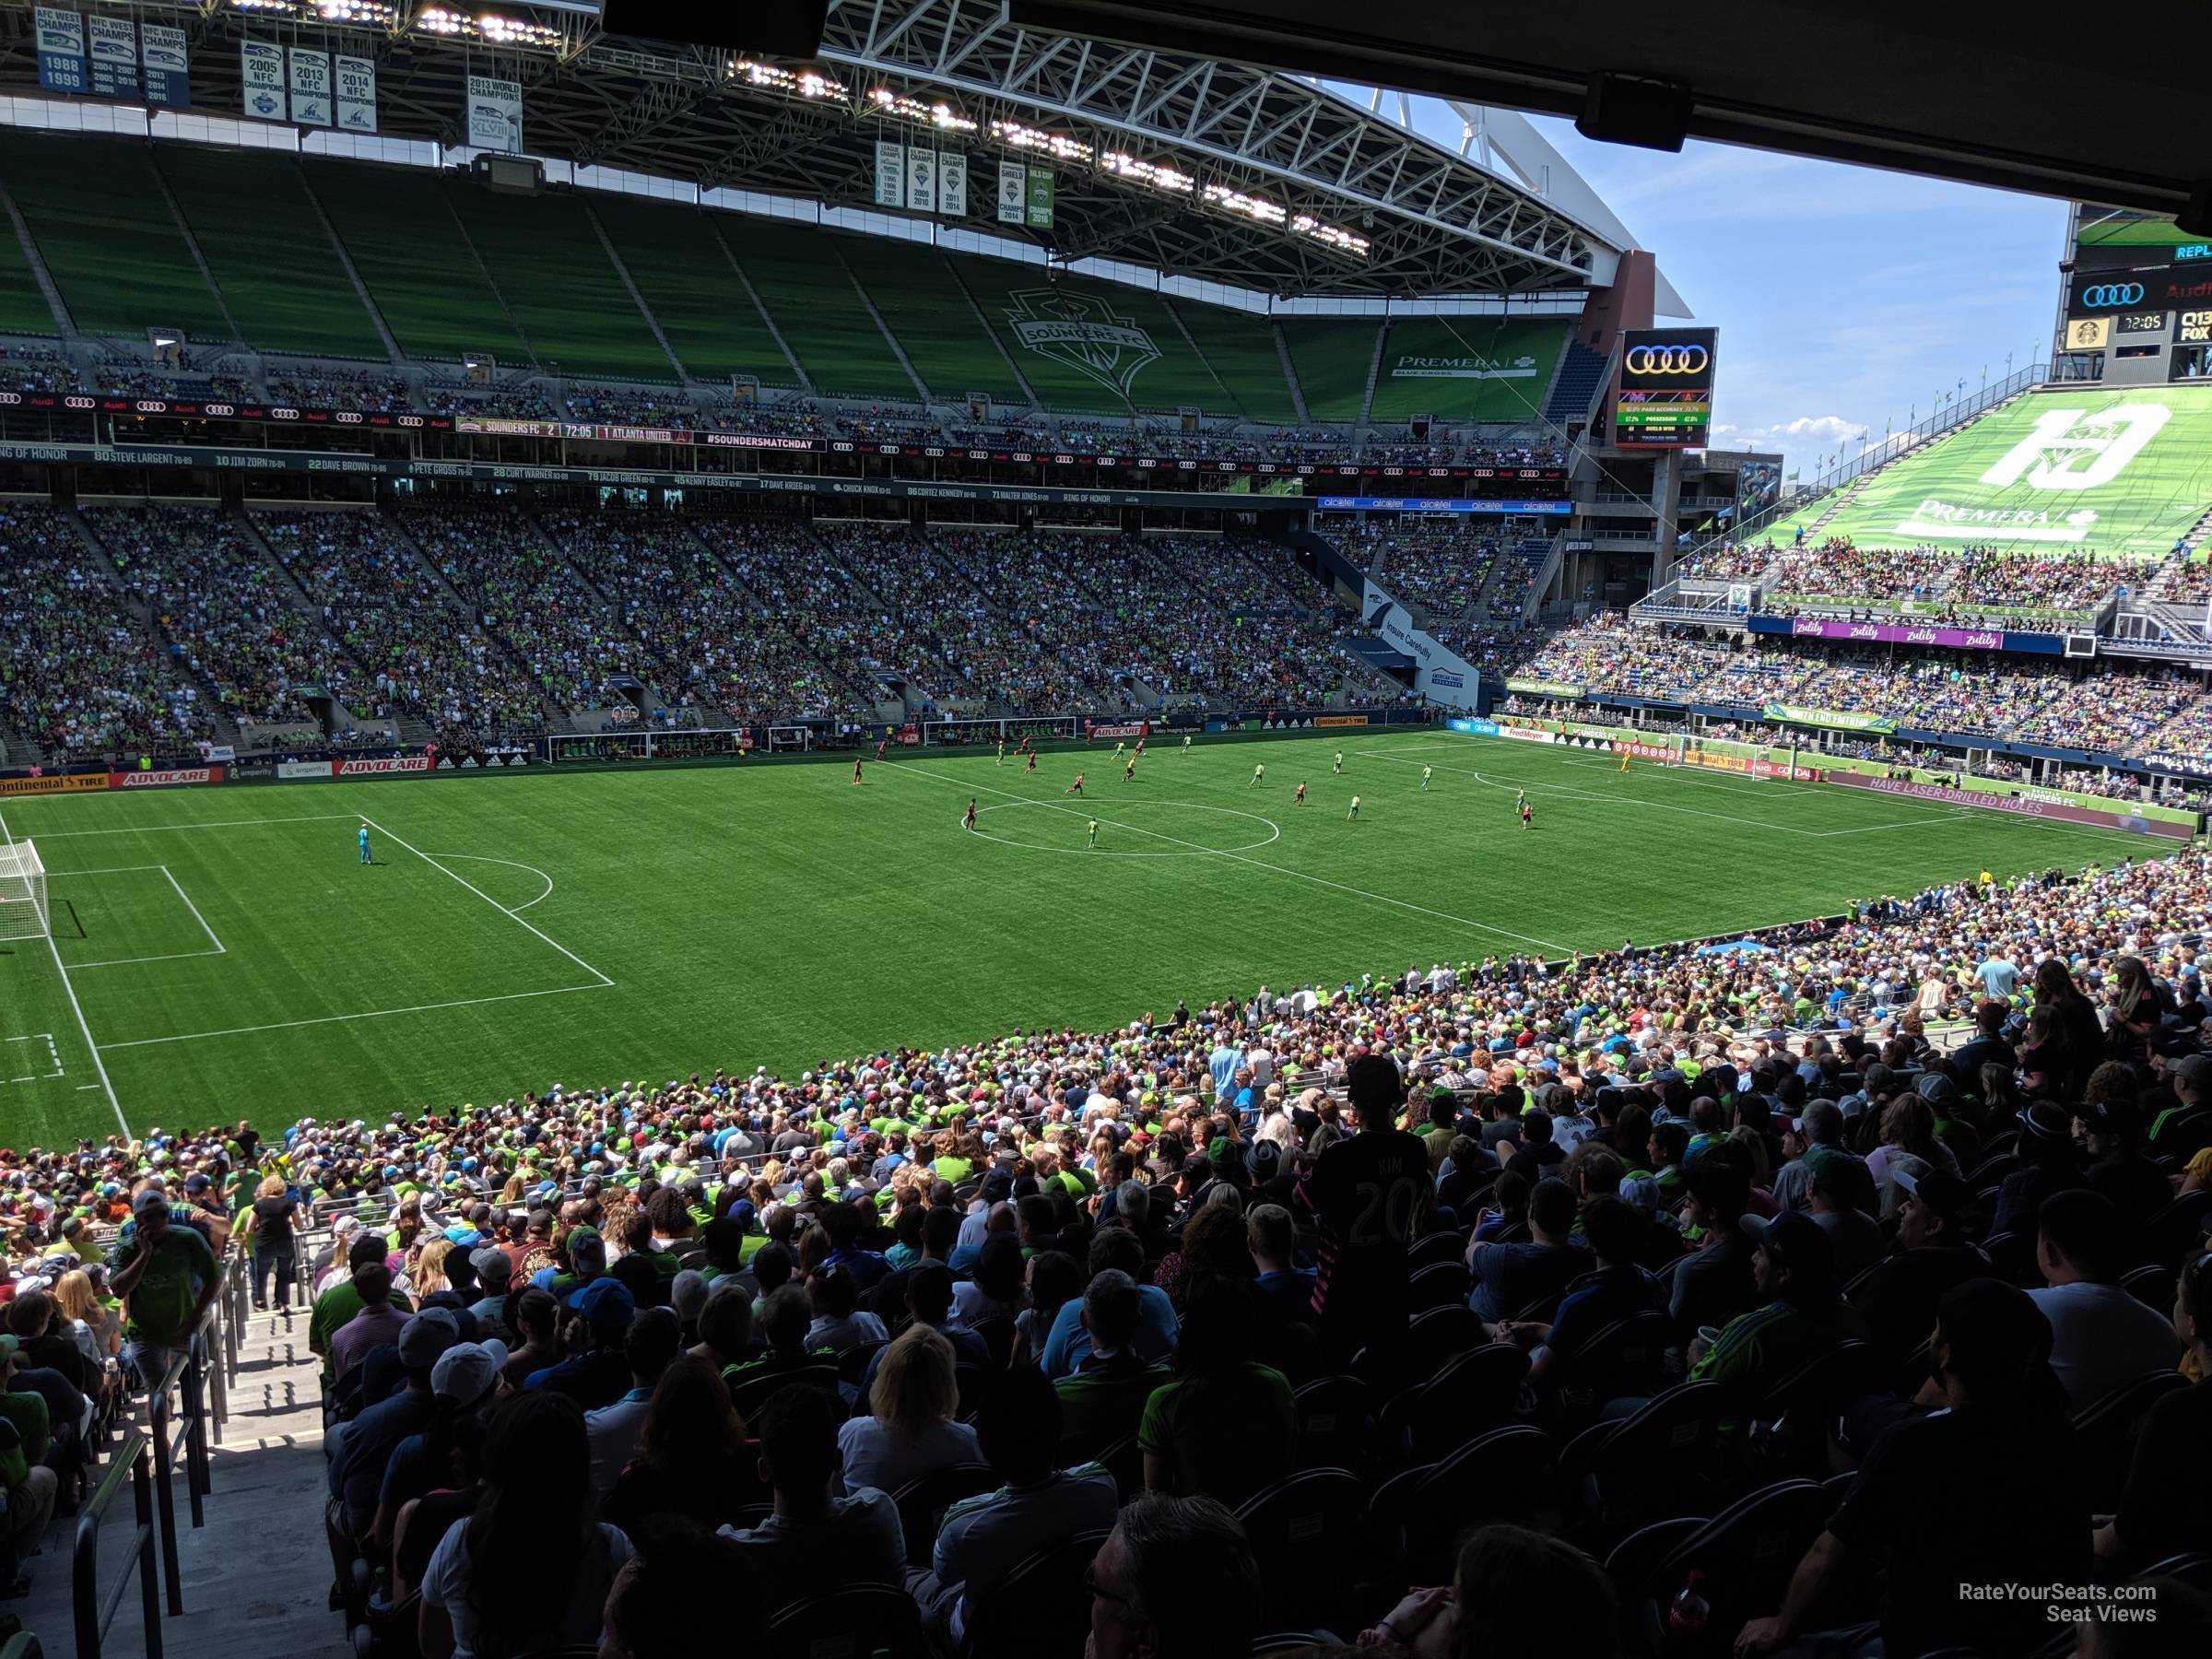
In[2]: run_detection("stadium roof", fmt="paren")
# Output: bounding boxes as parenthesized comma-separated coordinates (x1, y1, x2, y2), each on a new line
(1013, 0, 2212, 229)
(0, 0, 1682, 305)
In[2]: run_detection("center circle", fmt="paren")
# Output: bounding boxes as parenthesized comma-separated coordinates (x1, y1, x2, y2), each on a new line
(970, 799, 1282, 858)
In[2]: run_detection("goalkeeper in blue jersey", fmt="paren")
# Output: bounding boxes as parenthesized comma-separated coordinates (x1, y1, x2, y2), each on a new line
(358, 825, 373, 865)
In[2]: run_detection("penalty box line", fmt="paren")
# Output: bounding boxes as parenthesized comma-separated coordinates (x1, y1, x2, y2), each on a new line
(877, 758, 1571, 957)
(0, 805, 126, 1135)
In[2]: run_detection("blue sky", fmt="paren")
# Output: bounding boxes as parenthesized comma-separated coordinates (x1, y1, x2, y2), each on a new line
(1409, 107, 2069, 475)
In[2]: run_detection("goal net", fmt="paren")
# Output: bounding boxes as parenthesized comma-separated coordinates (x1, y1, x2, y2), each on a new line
(0, 840, 47, 942)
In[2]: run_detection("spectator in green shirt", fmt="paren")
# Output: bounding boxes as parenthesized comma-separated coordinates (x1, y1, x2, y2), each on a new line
(107, 1188, 220, 1393)
(310, 1230, 412, 1382)
(1138, 1276, 1291, 1507)
(1689, 1209, 1867, 1406)
(0, 1335, 56, 1584)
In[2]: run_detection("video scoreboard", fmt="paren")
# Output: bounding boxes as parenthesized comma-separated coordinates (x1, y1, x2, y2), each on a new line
(1613, 327, 1718, 448)
(2062, 210, 2212, 377)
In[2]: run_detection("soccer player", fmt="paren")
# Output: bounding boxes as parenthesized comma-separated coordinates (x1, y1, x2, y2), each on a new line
(1134, 738, 1146, 760)
(1618, 747, 1630, 773)
(1514, 786, 1526, 815)
(1421, 765, 1432, 792)
(1293, 782, 1307, 806)
(962, 798, 977, 830)
(1347, 795, 1360, 820)
(1333, 751, 1343, 774)
(995, 739, 1006, 767)
(1112, 740, 1125, 766)
(1182, 735, 1192, 754)
(1123, 759, 1136, 784)
(357, 824, 372, 865)
(853, 759, 864, 785)
(1520, 800, 1533, 830)
(1025, 751, 1038, 774)
(875, 736, 888, 761)
(1065, 772, 1086, 795)
(1088, 818, 1099, 848)
(1250, 762, 1265, 788)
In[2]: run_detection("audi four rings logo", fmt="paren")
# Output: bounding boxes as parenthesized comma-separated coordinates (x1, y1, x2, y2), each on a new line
(2081, 284, 2146, 307)
(1625, 345, 1710, 374)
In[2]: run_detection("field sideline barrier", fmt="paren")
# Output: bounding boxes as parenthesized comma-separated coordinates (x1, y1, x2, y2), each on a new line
(1823, 769, 2196, 839)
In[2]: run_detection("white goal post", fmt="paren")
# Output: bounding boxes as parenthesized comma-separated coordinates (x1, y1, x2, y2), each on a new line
(0, 838, 48, 942)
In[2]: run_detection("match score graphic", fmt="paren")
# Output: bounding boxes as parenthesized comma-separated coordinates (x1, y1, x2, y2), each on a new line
(1614, 327, 1717, 447)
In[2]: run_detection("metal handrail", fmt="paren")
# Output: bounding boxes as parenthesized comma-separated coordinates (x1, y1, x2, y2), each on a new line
(71, 1431, 161, 1659)
(2, 1631, 47, 1659)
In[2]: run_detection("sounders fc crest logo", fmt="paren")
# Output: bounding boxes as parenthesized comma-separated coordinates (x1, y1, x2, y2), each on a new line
(1005, 288, 1161, 401)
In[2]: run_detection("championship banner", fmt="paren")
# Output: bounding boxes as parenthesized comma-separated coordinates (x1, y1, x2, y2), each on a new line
(140, 21, 190, 107)
(288, 48, 332, 126)
(996, 158, 1025, 224)
(465, 73, 523, 153)
(1504, 678, 1584, 699)
(241, 41, 285, 121)
(335, 53, 376, 133)
(874, 139, 904, 208)
(87, 14, 137, 100)
(938, 153, 968, 217)
(33, 7, 85, 96)
(1026, 165, 1054, 229)
(1762, 702, 1897, 735)
(0, 771, 106, 797)
(904, 145, 937, 213)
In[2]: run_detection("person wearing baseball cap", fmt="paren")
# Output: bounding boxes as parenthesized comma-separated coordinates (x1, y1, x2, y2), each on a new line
(329, 1307, 460, 1538)
(1852, 1167, 1983, 1360)
(465, 1247, 513, 1343)
(106, 1183, 219, 1394)
(1688, 1210, 1865, 1400)
(1736, 1279, 2079, 1659)
(523, 1277, 634, 1410)
(2076, 1075, 2171, 1228)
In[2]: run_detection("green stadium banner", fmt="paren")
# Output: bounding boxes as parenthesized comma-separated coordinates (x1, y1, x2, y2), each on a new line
(1504, 677, 1584, 699)
(1763, 702, 1897, 735)
(1026, 165, 1053, 229)
(1818, 386, 2212, 558)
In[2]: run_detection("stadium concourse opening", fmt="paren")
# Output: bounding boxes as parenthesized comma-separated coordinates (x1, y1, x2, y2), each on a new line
(3, 1, 2212, 1656)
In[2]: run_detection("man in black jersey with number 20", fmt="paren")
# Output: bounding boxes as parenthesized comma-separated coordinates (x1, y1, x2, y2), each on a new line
(1294, 1053, 1433, 1360)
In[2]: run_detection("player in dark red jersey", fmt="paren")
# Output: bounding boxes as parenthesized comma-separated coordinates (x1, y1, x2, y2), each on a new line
(852, 759, 864, 785)
(1520, 801, 1533, 830)
(875, 736, 888, 760)
(1065, 771, 1086, 795)
(1025, 750, 1038, 773)
(1293, 781, 1307, 806)
(1294, 1053, 1430, 1359)
(962, 798, 977, 830)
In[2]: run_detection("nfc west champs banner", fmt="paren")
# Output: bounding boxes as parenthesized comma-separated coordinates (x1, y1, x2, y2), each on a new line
(87, 14, 137, 100)
(465, 74, 523, 153)
(288, 47, 332, 126)
(140, 21, 191, 108)
(33, 7, 85, 96)
(1360, 578, 1483, 710)
(335, 54, 376, 133)
(241, 40, 285, 120)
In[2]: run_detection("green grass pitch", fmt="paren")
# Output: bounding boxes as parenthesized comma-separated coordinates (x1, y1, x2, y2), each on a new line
(0, 731, 2159, 1145)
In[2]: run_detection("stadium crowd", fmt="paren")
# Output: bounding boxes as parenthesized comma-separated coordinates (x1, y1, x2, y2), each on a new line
(268, 369, 414, 414)
(6, 844, 2212, 1653)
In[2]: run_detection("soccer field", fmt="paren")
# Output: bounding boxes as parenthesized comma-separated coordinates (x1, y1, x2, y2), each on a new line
(0, 731, 2159, 1146)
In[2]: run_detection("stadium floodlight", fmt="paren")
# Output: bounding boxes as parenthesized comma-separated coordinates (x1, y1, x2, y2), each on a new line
(0, 840, 48, 943)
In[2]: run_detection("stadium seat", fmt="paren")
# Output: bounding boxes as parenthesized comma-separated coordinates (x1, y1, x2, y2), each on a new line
(2071, 1371, 2191, 1512)
(1631, 1479, 1836, 1659)
(1407, 1230, 1469, 1271)
(1564, 1382, 1731, 1542)
(763, 1585, 926, 1659)
(2150, 1189, 2212, 1265)
(1380, 1342, 1528, 1464)
(1555, 1309, 1676, 1412)
(889, 1462, 1000, 1566)
(1601, 1515, 1705, 1647)
(1353, 1303, 1483, 1396)
(837, 1341, 886, 1385)
(1290, 1374, 1371, 1472)
(1407, 1261, 1469, 1311)
(1361, 1426, 1553, 1592)
(2136, 1553, 2212, 1592)
(1235, 1467, 1366, 1630)
(960, 1527, 1110, 1659)
(1093, 1432, 1144, 1501)
(2121, 1262, 2176, 1311)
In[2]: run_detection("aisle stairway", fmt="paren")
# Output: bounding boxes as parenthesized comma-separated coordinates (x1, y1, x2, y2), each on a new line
(10, 1301, 348, 1659)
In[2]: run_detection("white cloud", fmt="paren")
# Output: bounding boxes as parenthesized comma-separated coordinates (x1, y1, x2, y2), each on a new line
(1711, 414, 1869, 465)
